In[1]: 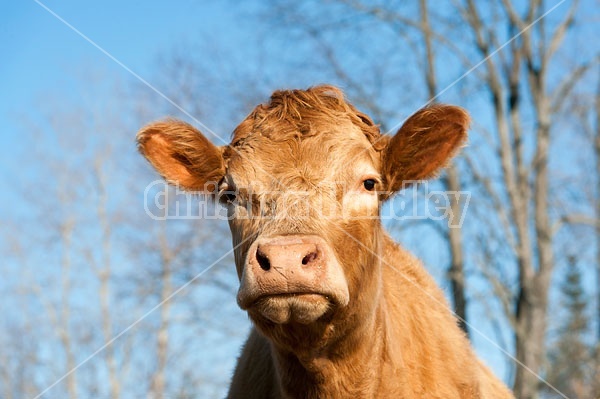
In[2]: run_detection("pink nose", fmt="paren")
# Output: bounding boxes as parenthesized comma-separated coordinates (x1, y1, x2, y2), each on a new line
(237, 235, 349, 311)
(254, 239, 322, 273)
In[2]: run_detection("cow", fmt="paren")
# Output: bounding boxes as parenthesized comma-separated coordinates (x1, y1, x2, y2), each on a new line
(137, 85, 514, 398)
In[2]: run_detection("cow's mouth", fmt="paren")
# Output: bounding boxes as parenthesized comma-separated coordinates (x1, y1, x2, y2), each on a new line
(246, 292, 335, 324)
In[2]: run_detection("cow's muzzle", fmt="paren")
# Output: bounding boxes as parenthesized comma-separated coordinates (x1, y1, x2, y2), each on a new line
(237, 235, 350, 324)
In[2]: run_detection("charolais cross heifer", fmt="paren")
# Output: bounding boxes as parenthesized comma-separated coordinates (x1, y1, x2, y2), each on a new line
(137, 85, 514, 399)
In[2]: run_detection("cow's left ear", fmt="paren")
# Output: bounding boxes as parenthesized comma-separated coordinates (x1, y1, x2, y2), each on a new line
(382, 104, 469, 193)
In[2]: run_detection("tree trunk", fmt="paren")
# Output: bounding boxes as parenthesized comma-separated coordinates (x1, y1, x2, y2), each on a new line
(150, 226, 173, 399)
(512, 40, 554, 394)
(445, 165, 468, 335)
(513, 287, 549, 399)
(594, 66, 600, 396)
(420, 0, 468, 335)
(95, 162, 121, 399)
(60, 220, 78, 399)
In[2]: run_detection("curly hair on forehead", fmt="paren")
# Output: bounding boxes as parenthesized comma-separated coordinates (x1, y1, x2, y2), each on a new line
(230, 85, 384, 150)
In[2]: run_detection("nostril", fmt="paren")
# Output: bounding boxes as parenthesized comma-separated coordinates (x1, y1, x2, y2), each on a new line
(256, 248, 271, 271)
(302, 251, 318, 266)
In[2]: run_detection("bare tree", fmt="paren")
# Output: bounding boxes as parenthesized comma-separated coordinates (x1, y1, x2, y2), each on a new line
(595, 64, 600, 399)
(90, 158, 122, 399)
(418, 0, 469, 334)
(2, 71, 241, 398)
(455, 2, 597, 397)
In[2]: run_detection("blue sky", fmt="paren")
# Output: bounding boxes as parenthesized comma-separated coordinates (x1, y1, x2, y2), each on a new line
(1, 1, 257, 218)
(2, 1, 237, 128)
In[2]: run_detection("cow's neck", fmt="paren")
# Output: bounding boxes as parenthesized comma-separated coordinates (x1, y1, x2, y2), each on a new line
(270, 300, 390, 399)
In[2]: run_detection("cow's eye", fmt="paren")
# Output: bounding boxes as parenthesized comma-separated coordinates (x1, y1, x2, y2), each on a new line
(363, 179, 377, 191)
(218, 180, 238, 205)
(219, 191, 237, 204)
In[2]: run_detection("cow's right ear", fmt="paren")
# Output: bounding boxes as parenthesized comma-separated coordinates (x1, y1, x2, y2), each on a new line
(137, 120, 226, 192)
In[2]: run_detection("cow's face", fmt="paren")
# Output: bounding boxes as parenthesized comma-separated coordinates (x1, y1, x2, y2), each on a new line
(137, 86, 469, 348)
(223, 109, 384, 331)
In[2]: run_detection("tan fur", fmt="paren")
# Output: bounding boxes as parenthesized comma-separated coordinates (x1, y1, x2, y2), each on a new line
(136, 85, 513, 399)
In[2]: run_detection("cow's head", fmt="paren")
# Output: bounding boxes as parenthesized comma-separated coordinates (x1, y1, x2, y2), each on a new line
(137, 86, 468, 352)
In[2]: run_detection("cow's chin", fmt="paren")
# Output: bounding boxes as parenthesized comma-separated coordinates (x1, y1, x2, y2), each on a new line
(249, 294, 332, 324)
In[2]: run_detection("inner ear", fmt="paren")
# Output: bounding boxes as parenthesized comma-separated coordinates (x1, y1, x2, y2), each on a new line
(137, 120, 226, 192)
(382, 104, 469, 193)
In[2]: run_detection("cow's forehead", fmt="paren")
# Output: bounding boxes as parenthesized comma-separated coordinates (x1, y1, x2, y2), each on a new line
(225, 118, 379, 189)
